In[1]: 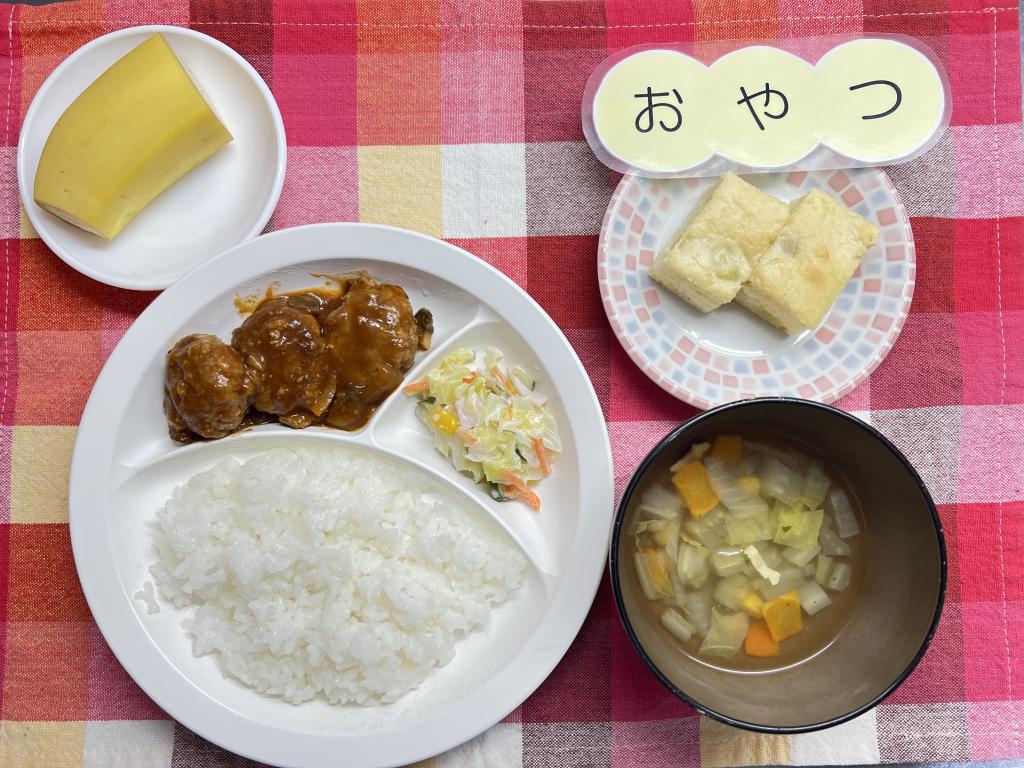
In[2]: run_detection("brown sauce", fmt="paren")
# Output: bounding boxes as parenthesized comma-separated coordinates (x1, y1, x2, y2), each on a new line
(164, 271, 433, 443)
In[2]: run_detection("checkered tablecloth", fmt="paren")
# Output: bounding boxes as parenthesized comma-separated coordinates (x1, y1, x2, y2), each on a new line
(1, 1, 1021, 766)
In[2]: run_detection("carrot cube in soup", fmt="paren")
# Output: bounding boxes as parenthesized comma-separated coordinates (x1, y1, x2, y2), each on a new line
(711, 434, 743, 463)
(672, 461, 720, 518)
(763, 591, 802, 641)
(744, 620, 780, 657)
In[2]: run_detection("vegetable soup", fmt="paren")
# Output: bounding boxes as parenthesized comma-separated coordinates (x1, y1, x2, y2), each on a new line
(632, 433, 867, 671)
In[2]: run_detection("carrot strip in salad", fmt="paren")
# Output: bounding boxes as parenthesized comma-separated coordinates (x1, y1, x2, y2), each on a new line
(534, 437, 552, 477)
(402, 377, 429, 394)
(456, 427, 478, 445)
(492, 366, 518, 395)
(501, 471, 541, 511)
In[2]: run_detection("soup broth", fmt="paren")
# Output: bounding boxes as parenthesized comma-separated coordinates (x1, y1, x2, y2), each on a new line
(631, 433, 868, 672)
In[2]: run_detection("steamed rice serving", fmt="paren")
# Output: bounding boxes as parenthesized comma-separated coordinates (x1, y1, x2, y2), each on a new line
(150, 446, 527, 705)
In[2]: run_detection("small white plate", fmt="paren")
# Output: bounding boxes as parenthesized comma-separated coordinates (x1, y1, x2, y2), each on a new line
(598, 168, 915, 409)
(17, 25, 286, 291)
(70, 223, 613, 768)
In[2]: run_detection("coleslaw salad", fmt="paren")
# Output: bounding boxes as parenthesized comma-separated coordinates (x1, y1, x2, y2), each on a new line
(403, 347, 561, 510)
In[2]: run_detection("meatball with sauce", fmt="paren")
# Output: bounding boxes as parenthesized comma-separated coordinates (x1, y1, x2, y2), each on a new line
(163, 271, 432, 441)
(321, 273, 433, 430)
(231, 298, 335, 428)
(164, 334, 254, 441)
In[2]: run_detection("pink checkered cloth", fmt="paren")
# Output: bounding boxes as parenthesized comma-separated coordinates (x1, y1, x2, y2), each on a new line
(0, 1, 1021, 766)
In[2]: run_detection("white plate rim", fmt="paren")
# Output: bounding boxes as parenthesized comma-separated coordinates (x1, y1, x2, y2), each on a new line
(16, 24, 287, 291)
(597, 168, 916, 409)
(69, 222, 613, 768)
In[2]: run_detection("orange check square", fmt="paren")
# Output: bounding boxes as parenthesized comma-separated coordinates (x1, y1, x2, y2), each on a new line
(15, 330, 102, 425)
(6, 524, 91, 622)
(692, 0, 779, 40)
(17, 239, 106, 331)
(357, 0, 439, 54)
(2, 621, 90, 720)
(357, 52, 441, 145)
(18, 2, 103, 118)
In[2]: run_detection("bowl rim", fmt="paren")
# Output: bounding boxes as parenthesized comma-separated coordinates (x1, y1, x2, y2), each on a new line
(608, 396, 948, 734)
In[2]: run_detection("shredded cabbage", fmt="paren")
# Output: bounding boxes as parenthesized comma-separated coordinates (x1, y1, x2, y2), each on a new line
(758, 541, 783, 568)
(705, 456, 770, 518)
(756, 567, 807, 600)
(781, 544, 820, 567)
(407, 347, 560, 508)
(680, 585, 713, 636)
(635, 550, 674, 600)
(761, 458, 803, 506)
(634, 519, 679, 559)
(699, 608, 749, 657)
(713, 576, 751, 612)
(683, 506, 726, 551)
(725, 511, 774, 547)
(677, 543, 711, 588)
(746, 441, 809, 471)
(638, 485, 684, 520)
(670, 442, 710, 473)
(774, 506, 824, 550)
(710, 546, 746, 577)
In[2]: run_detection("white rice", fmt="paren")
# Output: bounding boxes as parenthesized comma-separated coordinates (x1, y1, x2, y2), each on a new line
(133, 579, 160, 615)
(150, 446, 527, 706)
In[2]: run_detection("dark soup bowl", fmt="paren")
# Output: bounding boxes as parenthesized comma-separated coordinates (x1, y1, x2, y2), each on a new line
(610, 398, 945, 732)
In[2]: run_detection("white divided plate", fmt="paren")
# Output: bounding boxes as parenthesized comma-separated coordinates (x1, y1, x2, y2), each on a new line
(599, 168, 915, 409)
(17, 25, 286, 290)
(69, 223, 613, 768)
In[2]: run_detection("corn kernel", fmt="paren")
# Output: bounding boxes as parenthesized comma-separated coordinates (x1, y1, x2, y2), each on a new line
(429, 406, 459, 435)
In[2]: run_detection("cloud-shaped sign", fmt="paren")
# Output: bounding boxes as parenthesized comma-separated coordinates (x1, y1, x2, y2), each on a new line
(584, 38, 949, 177)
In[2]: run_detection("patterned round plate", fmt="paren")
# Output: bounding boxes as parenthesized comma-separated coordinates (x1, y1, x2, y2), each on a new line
(598, 168, 915, 409)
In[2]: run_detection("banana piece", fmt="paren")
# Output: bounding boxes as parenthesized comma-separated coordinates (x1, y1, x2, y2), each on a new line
(33, 33, 233, 240)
